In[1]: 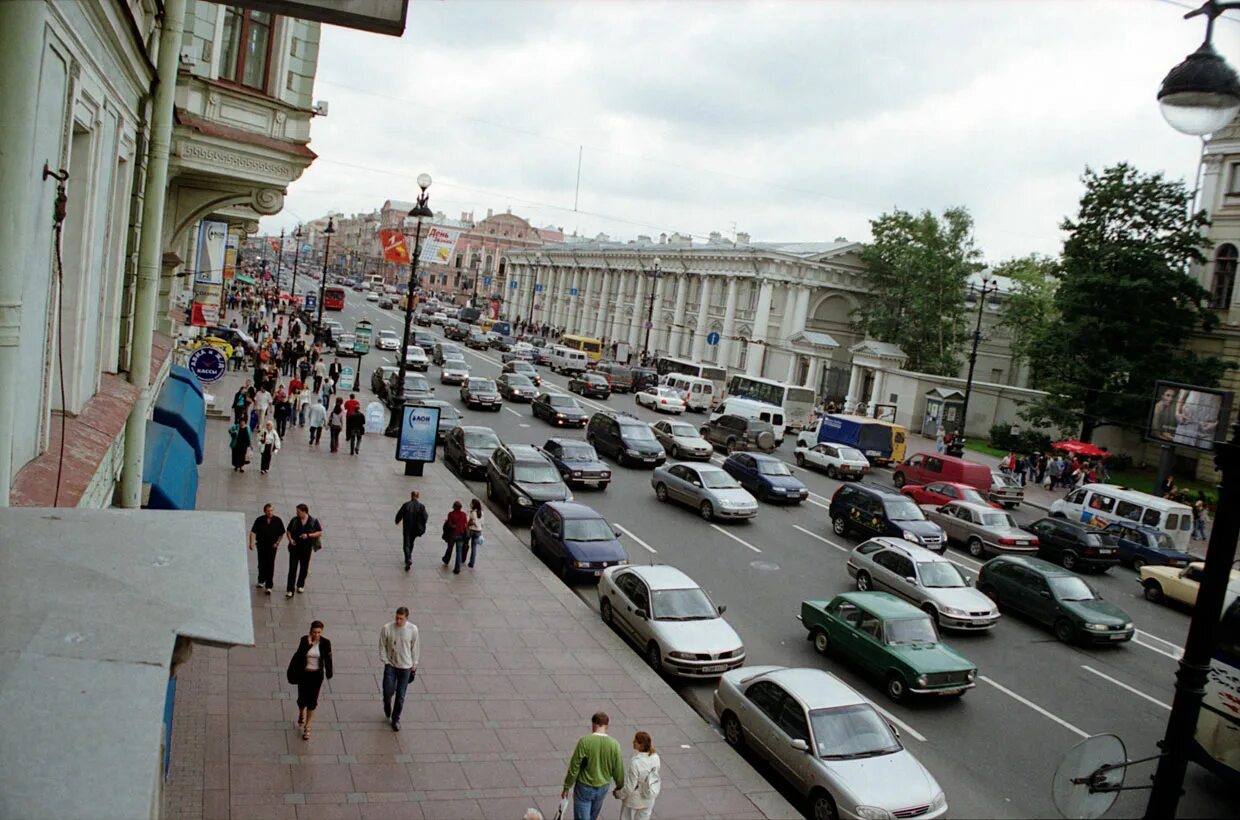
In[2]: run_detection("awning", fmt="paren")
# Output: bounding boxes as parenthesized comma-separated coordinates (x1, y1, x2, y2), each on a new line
(153, 378, 206, 464)
(234, 273, 255, 285)
(169, 364, 204, 399)
(142, 421, 199, 510)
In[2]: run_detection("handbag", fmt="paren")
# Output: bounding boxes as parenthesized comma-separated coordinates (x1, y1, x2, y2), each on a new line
(286, 650, 301, 685)
(552, 796, 572, 820)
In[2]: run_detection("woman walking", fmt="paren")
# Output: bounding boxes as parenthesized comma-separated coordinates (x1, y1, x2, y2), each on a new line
(345, 405, 366, 455)
(615, 731, 661, 820)
(229, 418, 252, 473)
(258, 421, 282, 475)
(273, 387, 292, 438)
(286, 620, 333, 741)
(466, 498, 484, 569)
(232, 382, 250, 424)
(328, 397, 345, 453)
(440, 501, 470, 574)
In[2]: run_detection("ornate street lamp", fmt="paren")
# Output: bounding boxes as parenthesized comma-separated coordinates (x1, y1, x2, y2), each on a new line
(387, 173, 433, 436)
(1158, 1, 1240, 135)
(315, 217, 334, 334)
(945, 273, 999, 458)
(642, 256, 663, 361)
(290, 224, 302, 314)
(471, 258, 481, 310)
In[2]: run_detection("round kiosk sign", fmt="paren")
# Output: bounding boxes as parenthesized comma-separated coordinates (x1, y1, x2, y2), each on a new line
(187, 346, 228, 383)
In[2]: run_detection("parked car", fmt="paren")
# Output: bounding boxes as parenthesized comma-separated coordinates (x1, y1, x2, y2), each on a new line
(466, 331, 490, 350)
(594, 362, 635, 393)
(587, 411, 667, 467)
(410, 399, 462, 442)
(893, 453, 993, 495)
(721, 452, 808, 504)
(988, 471, 1025, 508)
(902, 481, 999, 509)
(432, 342, 463, 366)
(634, 386, 686, 414)
(700, 414, 776, 454)
(977, 555, 1134, 644)
(485, 444, 572, 523)
(531, 392, 589, 428)
(714, 666, 948, 820)
(828, 483, 946, 553)
(600, 564, 744, 676)
(375, 370, 433, 404)
(404, 346, 429, 371)
(501, 360, 541, 386)
(539, 438, 611, 490)
(438, 356, 471, 385)
(496, 373, 538, 402)
(1026, 517, 1119, 572)
(794, 442, 870, 480)
(443, 425, 501, 480)
(650, 419, 713, 460)
(375, 330, 400, 351)
(1138, 561, 1240, 607)
(651, 463, 758, 521)
(926, 501, 1040, 558)
(569, 372, 612, 399)
(460, 378, 502, 410)
(529, 501, 627, 581)
(1103, 522, 1196, 570)
(800, 592, 977, 701)
(847, 538, 1000, 630)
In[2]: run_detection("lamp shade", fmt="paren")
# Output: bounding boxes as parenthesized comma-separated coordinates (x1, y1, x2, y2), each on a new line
(1158, 42, 1240, 135)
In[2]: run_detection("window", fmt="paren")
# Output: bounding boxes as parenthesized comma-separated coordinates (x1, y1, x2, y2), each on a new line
(777, 699, 810, 742)
(1230, 162, 1240, 194)
(220, 8, 273, 91)
(1087, 493, 1116, 513)
(745, 681, 786, 721)
(1210, 244, 1237, 309)
(1143, 508, 1163, 527)
(1066, 489, 1086, 505)
(1116, 500, 1143, 521)
(924, 457, 943, 473)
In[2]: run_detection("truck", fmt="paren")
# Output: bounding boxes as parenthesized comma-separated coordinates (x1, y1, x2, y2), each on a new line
(796, 414, 897, 463)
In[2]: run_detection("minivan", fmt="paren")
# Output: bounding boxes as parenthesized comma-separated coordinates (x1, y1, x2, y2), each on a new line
(663, 374, 715, 412)
(594, 362, 634, 393)
(709, 398, 786, 444)
(550, 346, 589, 375)
(893, 453, 992, 495)
(828, 483, 947, 553)
(1049, 484, 1193, 552)
(586, 411, 667, 468)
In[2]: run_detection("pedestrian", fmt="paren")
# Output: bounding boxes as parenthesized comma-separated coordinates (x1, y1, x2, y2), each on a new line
(440, 500, 470, 574)
(1047, 456, 1063, 490)
(379, 606, 420, 732)
(934, 426, 945, 454)
(257, 420, 281, 475)
(346, 405, 366, 455)
(561, 711, 626, 820)
(231, 342, 246, 372)
(307, 396, 326, 445)
(313, 358, 327, 393)
(394, 490, 428, 572)
(273, 387, 291, 437)
(328, 397, 345, 453)
(614, 731, 661, 820)
(344, 392, 361, 415)
(297, 381, 311, 427)
(285, 503, 323, 598)
(254, 383, 272, 428)
(286, 619, 332, 741)
(232, 383, 250, 423)
(229, 417, 251, 473)
(466, 498, 484, 569)
(248, 503, 285, 594)
(1192, 492, 1209, 541)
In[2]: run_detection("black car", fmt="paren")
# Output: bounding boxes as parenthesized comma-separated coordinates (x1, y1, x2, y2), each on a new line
(977, 555, 1134, 644)
(540, 438, 612, 490)
(490, 335, 515, 353)
(700, 414, 776, 454)
(532, 393, 588, 427)
(460, 377, 502, 410)
(411, 399, 462, 442)
(466, 331, 490, 350)
(586, 411, 667, 468)
(630, 367, 659, 392)
(485, 444, 572, 523)
(496, 373, 538, 402)
(415, 311, 434, 327)
(828, 483, 947, 553)
(444, 321, 469, 342)
(593, 363, 634, 393)
(370, 365, 399, 398)
(1027, 517, 1120, 572)
(501, 360, 541, 387)
(378, 298, 394, 310)
(569, 373, 612, 399)
(444, 425, 501, 479)
(413, 330, 436, 353)
(386, 371, 434, 404)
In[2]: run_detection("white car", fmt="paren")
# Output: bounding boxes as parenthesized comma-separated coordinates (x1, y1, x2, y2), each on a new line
(635, 386, 686, 414)
(599, 564, 745, 677)
(650, 419, 713, 460)
(404, 346, 429, 371)
(376, 330, 400, 351)
(431, 311, 448, 325)
(366, 291, 380, 302)
(794, 441, 871, 480)
(334, 333, 355, 354)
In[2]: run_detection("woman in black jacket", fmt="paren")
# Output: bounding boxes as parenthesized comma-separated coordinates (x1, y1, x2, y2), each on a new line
(287, 620, 332, 740)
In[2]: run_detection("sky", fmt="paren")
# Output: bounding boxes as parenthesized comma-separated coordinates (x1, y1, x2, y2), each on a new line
(262, 0, 1238, 264)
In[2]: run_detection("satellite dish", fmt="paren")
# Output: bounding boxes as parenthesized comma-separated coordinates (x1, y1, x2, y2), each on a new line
(1052, 734, 1127, 819)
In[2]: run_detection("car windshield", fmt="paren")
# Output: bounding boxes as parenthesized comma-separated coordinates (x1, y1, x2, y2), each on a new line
(885, 617, 938, 646)
(700, 470, 741, 490)
(981, 512, 1017, 528)
(656, 388, 680, 398)
(919, 562, 967, 588)
(810, 704, 902, 760)
(548, 395, 578, 408)
(514, 464, 561, 484)
(838, 446, 866, 461)
(586, 375, 607, 384)
(513, 363, 534, 372)
(403, 375, 428, 391)
(562, 518, 616, 541)
(1150, 530, 1176, 550)
(445, 358, 468, 369)
(650, 588, 717, 620)
(435, 404, 461, 420)
(960, 487, 988, 504)
(559, 444, 598, 462)
(883, 500, 925, 521)
(507, 375, 533, 387)
(993, 472, 1021, 488)
(757, 459, 792, 476)
(667, 422, 698, 437)
(621, 424, 657, 442)
(469, 380, 496, 393)
(1049, 576, 1098, 602)
(463, 431, 499, 449)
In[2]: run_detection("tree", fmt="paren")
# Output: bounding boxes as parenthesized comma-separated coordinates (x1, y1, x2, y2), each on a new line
(993, 253, 1058, 387)
(853, 206, 984, 375)
(1022, 163, 1229, 441)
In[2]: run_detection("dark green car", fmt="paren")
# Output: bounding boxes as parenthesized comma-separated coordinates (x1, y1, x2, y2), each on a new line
(976, 555, 1134, 644)
(800, 591, 978, 702)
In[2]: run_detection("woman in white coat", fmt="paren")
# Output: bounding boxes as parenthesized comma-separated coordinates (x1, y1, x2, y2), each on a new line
(258, 420, 282, 475)
(615, 730, 661, 820)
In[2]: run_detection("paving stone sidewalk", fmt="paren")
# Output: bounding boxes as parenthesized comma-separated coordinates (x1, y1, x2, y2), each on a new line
(166, 369, 798, 820)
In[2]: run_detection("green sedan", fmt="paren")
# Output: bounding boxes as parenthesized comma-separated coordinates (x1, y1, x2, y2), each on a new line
(800, 591, 978, 701)
(976, 555, 1134, 644)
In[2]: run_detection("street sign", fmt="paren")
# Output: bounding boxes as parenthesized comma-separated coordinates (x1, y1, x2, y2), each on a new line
(534, 284, 544, 293)
(303, 293, 317, 312)
(338, 365, 356, 391)
(509, 280, 519, 290)
(706, 331, 721, 346)
(483, 276, 492, 286)
(186, 346, 227, 384)
(569, 287, 578, 296)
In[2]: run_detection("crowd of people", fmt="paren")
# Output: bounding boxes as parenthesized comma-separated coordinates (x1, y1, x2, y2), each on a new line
(994, 450, 1110, 491)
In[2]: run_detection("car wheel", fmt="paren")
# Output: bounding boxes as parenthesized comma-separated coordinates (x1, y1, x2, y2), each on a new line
(892, 472, 906, 488)
(721, 712, 744, 750)
(885, 673, 908, 702)
(699, 501, 714, 521)
(921, 603, 940, 625)
(655, 483, 669, 502)
(1144, 581, 1165, 604)
(1054, 618, 1076, 644)
(826, 465, 838, 479)
(600, 598, 615, 627)
(1061, 551, 1078, 571)
(671, 445, 682, 459)
(809, 790, 839, 820)
(855, 571, 872, 591)
(1132, 557, 1147, 571)
(968, 537, 986, 558)
(646, 642, 663, 674)
(724, 438, 736, 454)
(812, 628, 831, 655)
(529, 531, 539, 554)
(795, 452, 805, 467)
(831, 516, 848, 536)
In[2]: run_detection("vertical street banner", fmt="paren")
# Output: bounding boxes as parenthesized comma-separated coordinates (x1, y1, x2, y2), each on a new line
(379, 228, 410, 264)
(419, 226, 461, 265)
(192, 220, 228, 326)
(222, 228, 239, 285)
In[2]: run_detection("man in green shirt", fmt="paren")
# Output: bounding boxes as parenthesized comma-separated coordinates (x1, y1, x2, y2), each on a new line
(561, 711, 625, 820)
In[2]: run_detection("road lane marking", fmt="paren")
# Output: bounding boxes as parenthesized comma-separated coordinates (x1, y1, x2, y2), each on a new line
(979, 675, 1089, 738)
(504, 407, 523, 417)
(871, 705, 927, 743)
(613, 523, 658, 554)
(792, 524, 850, 554)
(1132, 634, 1182, 661)
(1135, 629, 1182, 658)
(709, 523, 762, 553)
(1080, 665, 1171, 710)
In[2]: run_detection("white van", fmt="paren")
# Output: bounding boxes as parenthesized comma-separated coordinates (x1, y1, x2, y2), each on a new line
(709, 397, 786, 444)
(663, 374, 715, 412)
(1049, 483, 1194, 551)
(550, 345, 588, 375)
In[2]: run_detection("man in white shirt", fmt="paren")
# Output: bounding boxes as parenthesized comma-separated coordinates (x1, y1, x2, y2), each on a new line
(254, 386, 272, 427)
(379, 606, 420, 731)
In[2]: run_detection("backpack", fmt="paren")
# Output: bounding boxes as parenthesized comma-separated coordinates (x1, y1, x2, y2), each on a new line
(638, 762, 660, 800)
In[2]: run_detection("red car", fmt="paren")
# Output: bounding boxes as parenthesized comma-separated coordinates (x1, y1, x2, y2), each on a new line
(901, 481, 1001, 509)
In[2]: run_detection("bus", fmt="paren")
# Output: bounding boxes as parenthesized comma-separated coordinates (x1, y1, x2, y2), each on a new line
(655, 356, 727, 386)
(322, 286, 346, 311)
(1193, 589, 1240, 785)
(724, 374, 817, 433)
(561, 334, 604, 362)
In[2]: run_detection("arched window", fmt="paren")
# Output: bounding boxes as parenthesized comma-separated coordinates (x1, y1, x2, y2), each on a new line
(1211, 243, 1237, 309)
(485, 255, 493, 273)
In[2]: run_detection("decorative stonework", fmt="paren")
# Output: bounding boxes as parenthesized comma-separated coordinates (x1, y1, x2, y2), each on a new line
(251, 188, 284, 215)
(177, 143, 293, 180)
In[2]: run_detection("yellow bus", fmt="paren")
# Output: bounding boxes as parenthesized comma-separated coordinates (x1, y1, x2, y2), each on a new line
(560, 334, 603, 362)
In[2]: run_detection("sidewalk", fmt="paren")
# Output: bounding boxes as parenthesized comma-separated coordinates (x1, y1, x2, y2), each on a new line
(166, 369, 798, 819)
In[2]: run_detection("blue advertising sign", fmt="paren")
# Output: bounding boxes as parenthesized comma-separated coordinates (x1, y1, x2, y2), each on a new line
(396, 404, 440, 463)
(483, 276, 492, 286)
(705, 331, 721, 346)
(303, 293, 317, 312)
(186, 346, 227, 383)
(569, 287, 578, 296)
(534, 284, 544, 293)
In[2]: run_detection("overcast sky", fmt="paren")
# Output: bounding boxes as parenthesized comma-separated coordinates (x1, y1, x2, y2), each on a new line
(262, 0, 1235, 263)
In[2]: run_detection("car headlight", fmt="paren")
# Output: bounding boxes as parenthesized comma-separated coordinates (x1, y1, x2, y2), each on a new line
(465, 455, 480, 465)
(625, 448, 640, 456)
(1123, 622, 1133, 630)
(916, 674, 929, 687)
(571, 560, 590, 569)
(930, 791, 947, 811)
(771, 486, 786, 493)
(516, 495, 533, 506)
(572, 470, 583, 478)
(1084, 623, 1109, 631)
(667, 651, 695, 660)
(855, 807, 894, 820)
(941, 606, 966, 616)
(601, 472, 611, 479)
(719, 500, 735, 508)
(902, 530, 923, 543)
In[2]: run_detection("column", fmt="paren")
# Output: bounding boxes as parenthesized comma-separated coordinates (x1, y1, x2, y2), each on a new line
(844, 364, 862, 412)
(646, 275, 667, 355)
(575, 270, 594, 334)
(545, 266, 559, 329)
(785, 353, 800, 384)
(792, 285, 811, 333)
(628, 272, 647, 349)
(745, 279, 775, 376)
(805, 356, 823, 391)
(718, 276, 739, 370)
(691, 275, 714, 360)
(594, 270, 611, 339)
(668, 275, 688, 357)
(869, 368, 885, 410)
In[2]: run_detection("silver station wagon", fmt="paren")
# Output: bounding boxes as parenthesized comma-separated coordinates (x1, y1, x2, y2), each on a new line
(847, 538, 999, 630)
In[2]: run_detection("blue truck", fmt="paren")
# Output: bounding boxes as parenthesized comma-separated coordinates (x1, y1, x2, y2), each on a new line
(795, 414, 894, 462)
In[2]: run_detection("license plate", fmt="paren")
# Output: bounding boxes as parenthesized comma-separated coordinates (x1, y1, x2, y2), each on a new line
(583, 479, 601, 486)
(1111, 633, 1127, 640)
(937, 687, 966, 695)
(1099, 549, 1114, 555)
(642, 457, 655, 462)
(1017, 541, 1029, 546)
(702, 665, 726, 673)
(865, 450, 880, 456)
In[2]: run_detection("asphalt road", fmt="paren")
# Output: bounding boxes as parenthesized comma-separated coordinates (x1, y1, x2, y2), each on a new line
(329, 295, 1235, 819)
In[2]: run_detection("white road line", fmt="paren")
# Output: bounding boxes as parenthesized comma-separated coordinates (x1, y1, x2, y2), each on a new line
(1132, 635, 1182, 661)
(504, 407, 523, 417)
(613, 523, 658, 554)
(871, 704, 927, 743)
(979, 675, 1089, 739)
(1136, 629, 1183, 656)
(709, 523, 762, 553)
(1080, 665, 1171, 711)
(793, 524, 850, 554)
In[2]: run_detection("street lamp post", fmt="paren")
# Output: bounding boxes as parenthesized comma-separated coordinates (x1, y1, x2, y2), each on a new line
(945, 273, 998, 458)
(471, 259, 481, 310)
(315, 217, 335, 336)
(275, 228, 284, 286)
(290, 225, 302, 314)
(386, 173, 434, 437)
(641, 257, 663, 362)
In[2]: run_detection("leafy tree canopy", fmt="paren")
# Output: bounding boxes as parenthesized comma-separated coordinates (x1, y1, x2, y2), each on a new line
(993, 253, 1058, 387)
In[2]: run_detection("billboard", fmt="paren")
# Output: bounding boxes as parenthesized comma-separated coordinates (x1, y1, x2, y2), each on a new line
(419, 226, 461, 265)
(1147, 381, 1233, 453)
(396, 404, 439, 463)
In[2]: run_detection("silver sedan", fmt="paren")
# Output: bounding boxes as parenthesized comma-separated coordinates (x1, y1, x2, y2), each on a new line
(926, 501, 1039, 558)
(651, 419, 713, 460)
(651, 463, 758, 521)
(439, 357, 471, 385)
(598, 564, 744, 678)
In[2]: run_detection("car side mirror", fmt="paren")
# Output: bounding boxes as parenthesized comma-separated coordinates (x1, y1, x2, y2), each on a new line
(905, 576, 917, 585)
(717, 604, 727, 615)
(888, 722, 901, 739)
(1039, 590, 1051, 599)
(634, 608, 648, 619)
(790, 739, 810, 753)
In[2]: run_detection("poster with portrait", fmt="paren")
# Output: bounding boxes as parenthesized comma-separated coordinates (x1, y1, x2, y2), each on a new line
(1146, 381, 1233, 453)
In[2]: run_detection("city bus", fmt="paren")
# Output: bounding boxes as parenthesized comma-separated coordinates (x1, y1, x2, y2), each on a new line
(724, 374, 817, 433)
(560, 334, 603, 362)
(1193, 589, 1240, 785)
(322, 286, 346, 311)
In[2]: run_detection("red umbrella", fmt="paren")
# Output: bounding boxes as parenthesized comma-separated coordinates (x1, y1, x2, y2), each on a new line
(1053, 440, 1108, 459)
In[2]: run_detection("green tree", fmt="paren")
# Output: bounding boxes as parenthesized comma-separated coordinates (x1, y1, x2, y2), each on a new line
(993, 253, 1058, 386)
(854, 206, 983, 375)
(1022, 163, 1228, 441)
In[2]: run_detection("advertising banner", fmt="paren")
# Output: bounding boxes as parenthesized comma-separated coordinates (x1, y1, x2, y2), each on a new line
(196, 221, 228, 284)
(186, 347, 227, 384)
(223, 228, 239, 284)
(419, 226, 461, 265)
(380, 228, 410, 263)
(1147, 381, 1234, 453)
(396, 404, 440, 463)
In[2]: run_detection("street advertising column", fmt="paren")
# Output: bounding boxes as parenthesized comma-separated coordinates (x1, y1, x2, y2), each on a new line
(191, 220, 228, 326)
(395, 403, 440, 476)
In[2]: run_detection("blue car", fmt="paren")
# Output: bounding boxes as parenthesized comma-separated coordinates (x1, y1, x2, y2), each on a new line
(530, 502, 629, 582)
(721, 452, 809, 504)
(539, 438, 612, 490)
(1103, 522, 1196, 570)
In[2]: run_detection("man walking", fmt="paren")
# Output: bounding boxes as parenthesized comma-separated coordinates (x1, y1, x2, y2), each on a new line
(248, 503, 285, 594)
(379, 606, 420, 732)
(394, 490, 428, 572)
(285, 503, 323, 598)
(561, 711, 625, 820)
